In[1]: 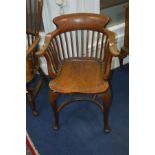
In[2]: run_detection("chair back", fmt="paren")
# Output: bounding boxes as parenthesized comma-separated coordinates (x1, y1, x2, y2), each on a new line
(45, 13, 111, 75)
(26, 0, 43, 82)
(26, 0, 43, 48)
(53, 13, 109, 32)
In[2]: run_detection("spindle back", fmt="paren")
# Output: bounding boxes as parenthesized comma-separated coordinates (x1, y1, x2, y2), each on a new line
(45, 13, 111, 74)
(26, 0, 42, 48)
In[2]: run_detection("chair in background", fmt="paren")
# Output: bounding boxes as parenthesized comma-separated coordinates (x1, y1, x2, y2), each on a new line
(119, 4, 129, 68)
(37, 13, 119, 132)
(26, 0, 48, 116)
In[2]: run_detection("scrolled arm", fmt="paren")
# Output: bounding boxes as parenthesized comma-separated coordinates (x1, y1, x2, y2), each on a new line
(35, 34, 52, 57)
(35, 30, 59, 57)
(35, 30, 59, 79)
(103, 29, 120, 80)
(26, 37, 40, 57)
(104, 29, 119, 57)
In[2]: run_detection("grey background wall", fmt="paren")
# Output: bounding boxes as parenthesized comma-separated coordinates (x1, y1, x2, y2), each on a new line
(100, 0, 129, 9)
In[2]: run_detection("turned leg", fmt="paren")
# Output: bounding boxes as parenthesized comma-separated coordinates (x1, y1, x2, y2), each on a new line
(26, 89, 38, 116)
(102, 88, 112, 133)
(48, 89, 60, 130)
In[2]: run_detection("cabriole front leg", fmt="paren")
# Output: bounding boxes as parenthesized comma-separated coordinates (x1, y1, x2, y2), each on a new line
(48, 89, 60, 130)
(102, 88, 112, 133)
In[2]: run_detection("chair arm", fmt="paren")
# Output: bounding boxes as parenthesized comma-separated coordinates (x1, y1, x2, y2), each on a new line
(104, 29, 120, 57)
(35, 32, 58, 79)
(35, 43, 48, 57)
(26, 37, 40, 57)
(35, 34, 52, 57)
(35, 30, 60, 57)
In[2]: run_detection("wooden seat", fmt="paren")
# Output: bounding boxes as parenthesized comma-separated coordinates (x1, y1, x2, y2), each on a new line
(37, 13, 119, 132)
(49, 59, 109, 93)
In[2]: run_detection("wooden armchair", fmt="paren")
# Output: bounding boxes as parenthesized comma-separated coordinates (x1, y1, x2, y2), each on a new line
(37, 13, 119, 132)
(26, 0, 48, 116)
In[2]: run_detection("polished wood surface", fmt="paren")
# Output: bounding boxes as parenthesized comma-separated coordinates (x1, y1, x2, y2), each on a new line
(53, 13, 110, 31)
(37, 13, 119, 132)
(49, 59, 109, 93)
